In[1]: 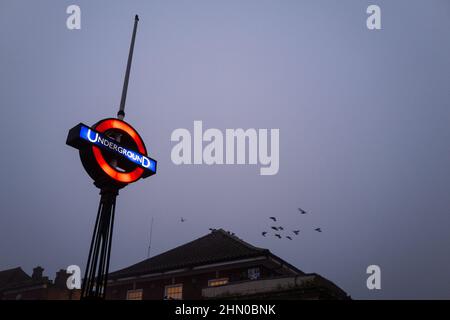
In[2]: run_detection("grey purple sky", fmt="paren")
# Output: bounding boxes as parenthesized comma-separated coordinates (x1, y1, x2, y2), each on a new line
(1, 0, 450, 299)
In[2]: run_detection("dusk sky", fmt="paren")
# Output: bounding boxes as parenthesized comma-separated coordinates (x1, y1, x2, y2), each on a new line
(1, 0, 450, 299)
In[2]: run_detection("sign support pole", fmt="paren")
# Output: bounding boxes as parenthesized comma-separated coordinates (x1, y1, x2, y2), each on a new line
(79, 15, 141, 300)
(118, 15, 139, 120)
(81, 185, 119, 299)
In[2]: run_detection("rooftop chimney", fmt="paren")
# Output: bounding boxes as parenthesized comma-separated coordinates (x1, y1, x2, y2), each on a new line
(32, 266, 44, 280)
(54, 269, 70, 288)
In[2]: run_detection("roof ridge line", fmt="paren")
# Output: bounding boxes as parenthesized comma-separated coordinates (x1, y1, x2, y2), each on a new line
(112, 230, 226, 271)
(216, 229, 269, 253)
(109, 229, 271, 278)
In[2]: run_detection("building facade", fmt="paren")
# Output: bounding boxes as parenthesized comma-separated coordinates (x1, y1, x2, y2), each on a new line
(0, 229, 348, 300)
(0, 266, 80, 300)
(106, 229, 349, 300)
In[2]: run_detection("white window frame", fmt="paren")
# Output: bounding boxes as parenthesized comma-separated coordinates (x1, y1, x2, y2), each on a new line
(248, 267, 261, 280)
(164, 283, 183, 300)
(126, 288, 143, 300)
(208, 277, 229, 287)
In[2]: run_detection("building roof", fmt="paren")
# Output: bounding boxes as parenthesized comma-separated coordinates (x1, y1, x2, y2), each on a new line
(0, 267, 31, 290)
(110, 229, 279, 279)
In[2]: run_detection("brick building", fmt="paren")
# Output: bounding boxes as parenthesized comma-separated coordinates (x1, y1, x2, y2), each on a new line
(0, 229, 348, 300)
(0, 266, 80, 300)
(106, 229, 349, 300)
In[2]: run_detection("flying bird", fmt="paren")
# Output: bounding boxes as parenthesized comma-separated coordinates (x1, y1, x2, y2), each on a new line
(180, 217, 185, 222)
(293, 230, 300, 235)
(298, 208, 307, 214)
(271, 226, 279, 231)
(286, 236, 292, 240)
(275, 234, 282, 239)
(269, 217, 277, 222)
(278, 226, 284, 231)
(314, 228, 322, 233)
(262, 231, 267, 237)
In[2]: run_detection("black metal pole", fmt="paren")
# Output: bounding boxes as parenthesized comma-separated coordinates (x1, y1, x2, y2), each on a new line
(102, 196, 117, 292)
(81, 198, 102, 298)
(81, 187, 119, 299)
(81, 15, 140, 300)
(117, 15, 139, 120)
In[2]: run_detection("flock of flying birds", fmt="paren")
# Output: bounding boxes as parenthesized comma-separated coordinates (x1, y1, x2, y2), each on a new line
(178, 207, 322, 240)
(261, 207, 322, 241)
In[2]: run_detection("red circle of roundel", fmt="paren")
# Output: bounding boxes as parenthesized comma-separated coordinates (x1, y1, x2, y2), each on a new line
(92, 119, 147, 183)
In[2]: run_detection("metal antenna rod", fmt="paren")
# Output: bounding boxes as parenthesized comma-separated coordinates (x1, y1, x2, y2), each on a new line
(117, 15, 139, 120)
(147, 216, 154, 258)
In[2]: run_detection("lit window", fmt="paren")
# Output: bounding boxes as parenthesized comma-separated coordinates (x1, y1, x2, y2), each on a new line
(164, 284, 183, 300)
(126, 289, 143, 300)
(208, 278, 229, 287)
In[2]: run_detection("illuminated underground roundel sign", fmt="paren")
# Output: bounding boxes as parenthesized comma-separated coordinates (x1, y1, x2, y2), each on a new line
(66, 118, 157, 185)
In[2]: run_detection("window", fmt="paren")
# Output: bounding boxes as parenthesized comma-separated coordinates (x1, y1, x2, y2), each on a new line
(208, 278, 229, 287)
(164, 284, 183, 300)
(248, 267, 260, 280)
(126, 289, 143, 300)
